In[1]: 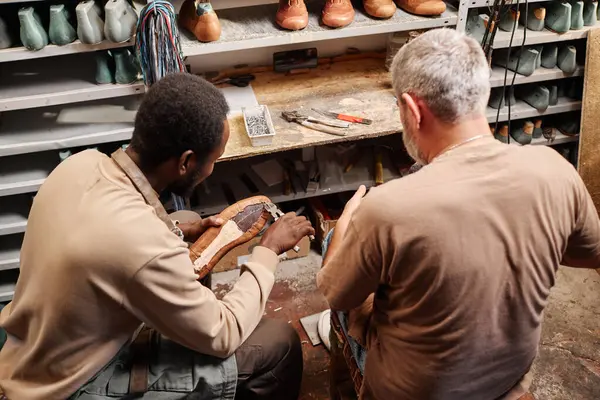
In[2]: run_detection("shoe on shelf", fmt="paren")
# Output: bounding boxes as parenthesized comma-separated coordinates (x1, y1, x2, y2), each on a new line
(522, 6, 546, 31)
(0, 16, 13, 49)
(546, 1, 572, 33)
(276, 0, 309, 30)
(518, 84, 550, 111)
(494, 47, 540, 77)
(510, 121, 534, 145)
(394, 0, 446, 16)
(541, 43, 558, 69)
(488, 87, 516, 109)
(19, 7, 49, 51)
(49, 4, 77, 46)
(104, 0, 138, 43)
(532, 119, 543, 139)
(179, 0, 221, 42)
(76, 0, 105, 45)
(557, 118, 580, 136)
(570, 0, 585, 29)
(494, 124, 510, 144)
(583, 0, 598, 25)
(322, 0, 355, 28)
(466, 13, 494, 44)
(532, 45, 543, 68)
(549, 84, 559, 105)
(113, 48, 140, 84)
(566, 79, 583, 99)
(95, 51, 115, 84)
(499, 8, 520, 32)
(557, 45, 577, 73)
(364, 0, 397, 19)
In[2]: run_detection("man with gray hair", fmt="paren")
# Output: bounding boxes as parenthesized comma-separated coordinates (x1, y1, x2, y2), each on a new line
(318, 28, 600, 399)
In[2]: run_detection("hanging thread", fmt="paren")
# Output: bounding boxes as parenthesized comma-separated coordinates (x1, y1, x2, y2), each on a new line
(135, 0, 186, 86)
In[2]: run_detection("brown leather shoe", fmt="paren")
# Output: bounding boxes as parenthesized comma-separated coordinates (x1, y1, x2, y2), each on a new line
(179, 0, 221, 42)
(322, 0, 355, 28)
(364, 0, 397, 19)
(395, 0, 446, 16)
(276, 0, 309, 30)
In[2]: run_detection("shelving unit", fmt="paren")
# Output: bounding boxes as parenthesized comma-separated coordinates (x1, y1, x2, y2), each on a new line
(486, 98, 582, 123)
(0, 0, 587, 301)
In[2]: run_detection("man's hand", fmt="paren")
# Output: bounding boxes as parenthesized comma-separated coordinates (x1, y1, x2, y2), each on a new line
(179, 216, 224, 243)
(336, 185, 367, 235)
(260, 213, 315, 255)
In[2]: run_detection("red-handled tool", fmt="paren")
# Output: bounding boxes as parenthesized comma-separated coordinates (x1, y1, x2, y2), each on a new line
(312, 108, 373, 125)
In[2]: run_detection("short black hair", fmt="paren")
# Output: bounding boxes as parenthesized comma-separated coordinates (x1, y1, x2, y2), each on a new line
(130, 72, 229, 169)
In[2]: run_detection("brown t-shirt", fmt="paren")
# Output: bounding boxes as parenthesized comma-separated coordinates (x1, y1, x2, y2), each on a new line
(0, 150, 279, 400)
(318, 136, 600, 400)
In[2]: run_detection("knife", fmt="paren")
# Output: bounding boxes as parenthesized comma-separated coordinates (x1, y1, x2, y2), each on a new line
(312, 108, 373, 125)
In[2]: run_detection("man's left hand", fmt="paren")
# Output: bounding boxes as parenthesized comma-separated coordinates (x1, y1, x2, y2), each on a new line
(179, 216, 224, 243)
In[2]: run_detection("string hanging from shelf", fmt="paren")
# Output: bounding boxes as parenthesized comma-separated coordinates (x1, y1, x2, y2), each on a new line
(135, 0, 186, 86)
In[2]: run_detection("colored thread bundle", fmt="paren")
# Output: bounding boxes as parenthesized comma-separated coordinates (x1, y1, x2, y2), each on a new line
(135, 1, 185, 86)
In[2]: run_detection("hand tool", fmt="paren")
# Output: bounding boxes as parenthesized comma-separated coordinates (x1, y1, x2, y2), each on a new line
(282, 111, 349, 136)
(312, 108, 373, 125)
(264, 203, 301, 252)
(295, 206, 315, 241)
(212, 74, 256, 87)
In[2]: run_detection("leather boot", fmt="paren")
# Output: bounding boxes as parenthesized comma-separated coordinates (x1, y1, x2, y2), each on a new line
(364, 0, 397, 19)
(557, 45, 577, 73)
(179, 0, 221, 42)
(541, 43, 558, 68)
(518, 84, 550, 111)
(322, 0, 355, 28)
(495, 47, 540, 76)
(276, 0, 309, 30)
(395, 0, 446, 16)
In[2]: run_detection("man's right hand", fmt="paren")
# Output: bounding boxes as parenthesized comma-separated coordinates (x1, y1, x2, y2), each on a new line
(260, 213, 315, 255)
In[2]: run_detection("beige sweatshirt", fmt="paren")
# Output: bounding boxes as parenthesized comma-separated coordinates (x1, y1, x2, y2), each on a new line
(0, 150, 279, 400)
(318, 136, 600, 400)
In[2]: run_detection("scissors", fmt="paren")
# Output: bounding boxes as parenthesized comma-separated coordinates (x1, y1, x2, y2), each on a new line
(212, 74, 256, 87)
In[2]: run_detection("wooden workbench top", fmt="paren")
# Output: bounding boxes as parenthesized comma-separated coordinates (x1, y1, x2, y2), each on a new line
(219, 56, 402, 162)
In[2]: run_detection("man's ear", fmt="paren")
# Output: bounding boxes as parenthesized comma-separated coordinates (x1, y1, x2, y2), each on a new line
(178, 150, 196, 176)
(401, 93, 422, 129)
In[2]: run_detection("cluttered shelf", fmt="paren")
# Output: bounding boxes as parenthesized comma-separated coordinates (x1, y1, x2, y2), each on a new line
(0, 54, 144, 112)
(193, 143, 404, 216)
(492, 24, 595, 49)
(180, 2, 457, 57)
(464, 0, 548, 7)
(489, 65, 584, 87)
(485, 97, 582, 123)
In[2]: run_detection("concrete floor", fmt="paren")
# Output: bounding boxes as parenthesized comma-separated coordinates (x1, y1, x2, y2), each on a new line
(212, 251, 600, 400)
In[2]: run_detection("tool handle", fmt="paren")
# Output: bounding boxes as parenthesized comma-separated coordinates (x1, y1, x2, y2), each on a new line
(336, 114, 373, 125)
(374, 151, 384, 186)
(301, 121, 347, 136)
(306, 116, 349, 128)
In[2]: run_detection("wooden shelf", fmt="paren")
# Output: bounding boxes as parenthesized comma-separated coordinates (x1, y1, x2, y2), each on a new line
(180, 2, 457, 57)
(0, 55, 144, 112)
(490, 66, 584, 87)
(0, 234, 21, 272)
(0, 38, 135, 64)
(0, 152, 58, 197)
(0, 269, 19, 302)
(0, 196, 29, 236)
(219, 56, 402, 162)
(492, 24, 596, 49)
(486, 97, 582, 123)
(0, 98, 136, 157)
(505, 131, 580, 146)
